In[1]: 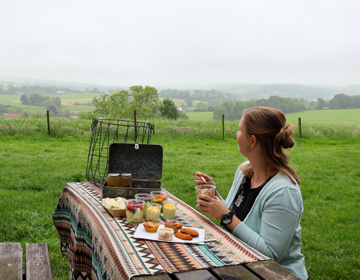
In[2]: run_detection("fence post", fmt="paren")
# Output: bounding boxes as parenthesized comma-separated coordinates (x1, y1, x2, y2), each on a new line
(134, 110, 137, 141)
(298, 117, 302, 138)
(47, 110, 50, 136)
(222, 114, 225, 140)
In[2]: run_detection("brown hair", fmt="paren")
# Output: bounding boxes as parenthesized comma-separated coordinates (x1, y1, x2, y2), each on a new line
(240, 106, 300, 184)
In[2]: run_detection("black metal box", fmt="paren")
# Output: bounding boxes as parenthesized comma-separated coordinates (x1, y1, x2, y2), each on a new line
(102, 143, 163, 199)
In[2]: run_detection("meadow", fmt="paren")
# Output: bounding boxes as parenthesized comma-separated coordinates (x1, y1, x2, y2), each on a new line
(1, 94, 206, 115)
(0, 114, 360, 279)
(0, 93, 99, 114)
(187, 108, 360, 125)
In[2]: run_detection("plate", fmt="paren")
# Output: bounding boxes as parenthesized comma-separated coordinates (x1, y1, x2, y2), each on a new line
(133, 224, 205, 244)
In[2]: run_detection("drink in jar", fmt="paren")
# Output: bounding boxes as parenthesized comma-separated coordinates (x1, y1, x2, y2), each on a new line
(134, 193, 154, 217)
(125, 199, 144, 224)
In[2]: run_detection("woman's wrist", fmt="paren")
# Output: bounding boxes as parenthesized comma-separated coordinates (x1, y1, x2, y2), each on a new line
(214, 189, 222, 199)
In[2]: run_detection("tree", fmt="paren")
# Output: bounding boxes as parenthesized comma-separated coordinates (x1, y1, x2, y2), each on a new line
(53, 97, 62, 107)
(213, 106, 227, 121)
(29, 93, 44, 106)
(159, 98, 180, 119)
(316, 98, 326, 110)
(351, 95, 360, 108)
(91, 86, 161, 119)
(222, 101, 234, 120)
(92, 94, 111, 118)
(108, 90, 131, 119)
(47, 105, 58, 115)
(232, 101, 247, 120)
(129, 86, 161, 119)
(329, 93, 352, 109)
(20, 94, 29, 105)
(185, 97, 193, 107)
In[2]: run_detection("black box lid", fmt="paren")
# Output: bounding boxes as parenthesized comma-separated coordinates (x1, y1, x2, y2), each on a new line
(108, 143, 163, 181)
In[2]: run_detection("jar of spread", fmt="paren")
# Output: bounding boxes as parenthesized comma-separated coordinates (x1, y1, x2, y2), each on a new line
(106, 173, 121, 187)
(120, 173, 132, 188)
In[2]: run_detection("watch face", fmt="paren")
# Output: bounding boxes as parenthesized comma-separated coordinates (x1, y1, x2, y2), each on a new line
(222, 213, 232, 225)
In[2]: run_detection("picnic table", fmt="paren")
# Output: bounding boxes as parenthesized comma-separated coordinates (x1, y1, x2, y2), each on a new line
(52, 182, 300, 280)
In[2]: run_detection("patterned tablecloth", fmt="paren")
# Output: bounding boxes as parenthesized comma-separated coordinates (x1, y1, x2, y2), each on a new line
(53, 182, 268, 280)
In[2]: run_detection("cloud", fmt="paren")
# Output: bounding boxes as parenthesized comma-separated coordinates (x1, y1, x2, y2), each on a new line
(1, 0, 360, 87)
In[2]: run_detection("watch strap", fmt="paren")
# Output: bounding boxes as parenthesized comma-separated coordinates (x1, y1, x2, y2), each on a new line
(220, 211, 234, 227)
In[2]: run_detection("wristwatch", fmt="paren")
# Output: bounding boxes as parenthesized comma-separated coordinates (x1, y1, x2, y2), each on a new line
(220, 211, 235, 227)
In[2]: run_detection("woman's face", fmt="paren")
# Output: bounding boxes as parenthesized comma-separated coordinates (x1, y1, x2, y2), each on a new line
(236, 118, 251, 156)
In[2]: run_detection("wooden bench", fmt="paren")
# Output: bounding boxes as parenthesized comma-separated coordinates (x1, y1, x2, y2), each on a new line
(0, 243, 53, 280)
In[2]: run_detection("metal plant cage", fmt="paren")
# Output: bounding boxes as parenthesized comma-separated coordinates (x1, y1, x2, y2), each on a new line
(86, 118, 155, 187)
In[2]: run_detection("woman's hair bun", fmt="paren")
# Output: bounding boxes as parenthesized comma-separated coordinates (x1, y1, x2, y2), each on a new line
(277, 124, 295, 149)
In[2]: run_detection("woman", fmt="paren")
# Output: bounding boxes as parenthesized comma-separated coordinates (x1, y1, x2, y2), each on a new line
(195, 106, 308, 280)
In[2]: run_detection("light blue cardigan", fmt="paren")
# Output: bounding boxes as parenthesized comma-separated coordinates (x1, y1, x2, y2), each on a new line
(222, 166, 308, 280)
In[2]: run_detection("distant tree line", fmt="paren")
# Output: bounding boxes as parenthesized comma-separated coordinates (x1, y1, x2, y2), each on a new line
(213, 95, 306, 121)
(159, 88, 238, 109)
(316, 93, 360, 109)
(20, 93, 62, 114)
(3, 83, 360, 120)
(79, 86, 187, 120)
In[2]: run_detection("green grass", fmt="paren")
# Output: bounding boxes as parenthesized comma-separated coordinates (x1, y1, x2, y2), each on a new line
(286, 108, 360, 124)
(0, 93, 99, 114)
(186, 108, 360, 123)
(1, 117, 360, 279)
(0, 94, 22, 106)
(186, 111, 213, 120)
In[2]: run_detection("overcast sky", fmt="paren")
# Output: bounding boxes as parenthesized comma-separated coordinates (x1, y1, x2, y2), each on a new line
(1, 0, 359, 88)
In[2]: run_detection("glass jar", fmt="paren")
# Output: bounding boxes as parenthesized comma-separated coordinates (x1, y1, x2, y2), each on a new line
(195, 184, 216, 201)
(150, 190, 168, 207)
(146, 203, 162, 222)
(134, 193, 154, 217)
(106, 173, 121, 187)
(125, 199, 144, 224)
(120, 173, 132, 188)
(162, 200, 177, 219)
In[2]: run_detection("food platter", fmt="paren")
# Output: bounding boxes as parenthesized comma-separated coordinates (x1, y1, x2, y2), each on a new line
(133, 224, 206, 244)
(102, 197, 127, 217)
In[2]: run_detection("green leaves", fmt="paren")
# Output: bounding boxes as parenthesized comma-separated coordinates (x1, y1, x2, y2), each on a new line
(92, 85, 161, 119)
(159, 98, 181, 120)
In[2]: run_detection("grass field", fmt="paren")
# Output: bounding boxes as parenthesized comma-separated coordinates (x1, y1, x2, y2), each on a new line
(186, 108, 360, 124)
(286, 108, 360, 124)
(0, 93, 99, 114)
(0, 117, 360, 279)
(1, 94, 209, 115)
(4, 92, 360, 124)
(186, 111, 213, 120)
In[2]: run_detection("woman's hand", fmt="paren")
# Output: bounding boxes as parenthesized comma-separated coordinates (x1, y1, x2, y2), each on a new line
(196, 196, 229, 220)
(195, 171, 215, 186)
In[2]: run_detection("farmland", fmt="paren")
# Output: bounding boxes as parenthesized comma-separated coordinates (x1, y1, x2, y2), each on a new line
(0, 116, 360, 279)
(3, 92, 360, 125)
